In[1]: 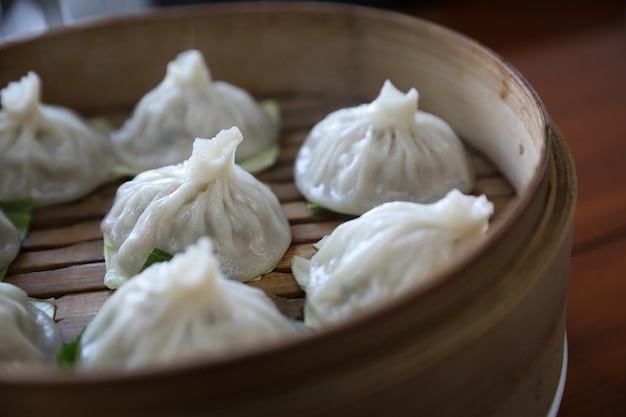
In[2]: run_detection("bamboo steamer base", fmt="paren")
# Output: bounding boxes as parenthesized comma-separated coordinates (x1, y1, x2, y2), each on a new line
(0, 4, 576, 417)
(4, 94, 516, 343)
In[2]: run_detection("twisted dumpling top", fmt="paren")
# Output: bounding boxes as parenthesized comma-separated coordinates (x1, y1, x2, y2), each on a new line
(295, 80, 475, 215)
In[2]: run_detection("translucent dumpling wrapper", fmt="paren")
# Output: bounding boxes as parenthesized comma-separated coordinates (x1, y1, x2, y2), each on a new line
(294, 80, 475, 215)
(291, 190, 494, 329)
(112, 49, 279, 175)
(0, 282, 62, 370)
(101, 127, 291, 289)
(0, 200, 32, 278)
(0, 210, 20, 274)
(0, 72, 114, 206)
(79, 237, 300, 370)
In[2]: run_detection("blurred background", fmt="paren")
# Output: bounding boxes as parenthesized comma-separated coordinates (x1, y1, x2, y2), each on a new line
(0, 0, 405, 40)
(1, 0, 624, 51)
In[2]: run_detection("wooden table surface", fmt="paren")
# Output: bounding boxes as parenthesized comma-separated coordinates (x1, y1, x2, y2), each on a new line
(398, 0, 626, 415)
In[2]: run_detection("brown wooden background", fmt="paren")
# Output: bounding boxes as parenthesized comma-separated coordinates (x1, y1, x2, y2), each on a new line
(399, 0, 626, 415)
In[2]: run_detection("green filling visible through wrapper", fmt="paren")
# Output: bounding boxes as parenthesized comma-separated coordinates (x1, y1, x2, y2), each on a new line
(103, 235, 174, 289)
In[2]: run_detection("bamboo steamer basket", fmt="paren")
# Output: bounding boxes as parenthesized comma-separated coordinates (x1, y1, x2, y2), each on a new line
(0, 3, 576, 417)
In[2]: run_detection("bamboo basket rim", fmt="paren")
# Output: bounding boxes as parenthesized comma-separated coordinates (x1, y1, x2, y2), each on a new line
(0, 2, 555, 385)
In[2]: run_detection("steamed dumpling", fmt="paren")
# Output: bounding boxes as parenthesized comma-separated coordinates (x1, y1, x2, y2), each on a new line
(294, 80, 475, 215)
(0, 282, 62, 369)
(101, 127, 291, 289)
(79, 237, 300, 369)
(0, 210, 20, 274)
(292, 190, 493, 329)
(112, 49, 279, 175)
(0, 72, 114, 205)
